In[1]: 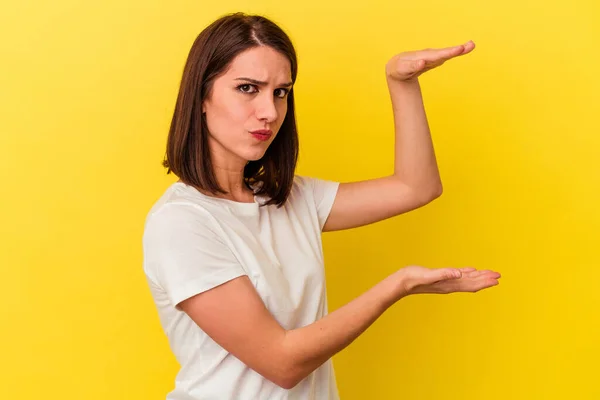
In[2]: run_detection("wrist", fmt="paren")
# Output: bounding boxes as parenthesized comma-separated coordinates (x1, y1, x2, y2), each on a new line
(378, 272, 409, 308)
(386, 76, 421, 90)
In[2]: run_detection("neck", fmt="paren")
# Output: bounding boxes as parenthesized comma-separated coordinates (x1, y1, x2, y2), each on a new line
(213, 164, 250, 198)
(198, 138, 255, 202)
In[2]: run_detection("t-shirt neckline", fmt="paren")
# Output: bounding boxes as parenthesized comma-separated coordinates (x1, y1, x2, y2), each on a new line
(173, 181, 264, 215)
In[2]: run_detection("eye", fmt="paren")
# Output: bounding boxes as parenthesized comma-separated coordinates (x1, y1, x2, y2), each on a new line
(236, 83, 290, 98)
(274, 88, 290, 99)
(237, 84, 258, 94)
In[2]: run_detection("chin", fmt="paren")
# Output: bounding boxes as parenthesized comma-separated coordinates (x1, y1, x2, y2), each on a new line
(246, 152, 268, 162)
(238, 146, 268, 162)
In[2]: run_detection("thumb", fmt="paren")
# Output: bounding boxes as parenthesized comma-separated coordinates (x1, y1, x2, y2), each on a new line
(413, 59, 425, 70)
(424, 268, 462, 284)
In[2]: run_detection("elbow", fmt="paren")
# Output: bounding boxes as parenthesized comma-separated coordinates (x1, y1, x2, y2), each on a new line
(269, 352, 306, 390)
(270, 370, 301, 390)
(272, 363, 305, 390)
(276, 376, 301, 390)
(429, 183, 443, 200)
(249, 360, 303, 390)
(416, 183, 443, 205)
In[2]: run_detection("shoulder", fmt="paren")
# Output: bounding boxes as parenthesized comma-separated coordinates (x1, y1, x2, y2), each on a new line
(290, 175, 313, 195)
(143, 183, 222, 243)
(290, 175, 339, 197)
(289, 174, 340, 204)
(286, 175, 339, 230)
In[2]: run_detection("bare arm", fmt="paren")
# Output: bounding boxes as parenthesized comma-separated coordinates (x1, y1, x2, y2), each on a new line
(178, 263, 499, 389)
(280, 273, 399, 386)
(323, 42, 475, 232)
(179, 274, 398, 389)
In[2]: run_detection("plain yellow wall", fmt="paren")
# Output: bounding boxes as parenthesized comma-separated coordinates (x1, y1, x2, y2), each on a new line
(2, 0, 599, 399)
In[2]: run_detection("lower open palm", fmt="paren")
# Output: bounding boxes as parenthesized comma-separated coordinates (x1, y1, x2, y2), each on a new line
(398, 265, 501, 295)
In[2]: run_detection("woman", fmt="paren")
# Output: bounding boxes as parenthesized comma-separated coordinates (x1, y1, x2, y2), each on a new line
(142, 12, 500, 400)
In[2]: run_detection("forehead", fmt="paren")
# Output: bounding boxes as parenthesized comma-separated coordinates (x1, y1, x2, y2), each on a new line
(224, 46, 291, 82)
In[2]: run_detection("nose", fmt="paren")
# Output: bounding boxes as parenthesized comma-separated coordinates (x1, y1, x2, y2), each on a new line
(255, 94, 279, 123)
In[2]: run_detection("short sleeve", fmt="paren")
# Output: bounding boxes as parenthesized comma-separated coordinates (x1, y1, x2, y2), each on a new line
(143, 203, 247, 309)
(307, 176, 340, 231)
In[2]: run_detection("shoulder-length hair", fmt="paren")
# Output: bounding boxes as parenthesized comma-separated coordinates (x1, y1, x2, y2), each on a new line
(162, 12, 299, 207)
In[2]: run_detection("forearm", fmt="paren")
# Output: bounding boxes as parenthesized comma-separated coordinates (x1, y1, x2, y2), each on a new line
(280, 275, 400, 387)
(388, 78, 442, 194)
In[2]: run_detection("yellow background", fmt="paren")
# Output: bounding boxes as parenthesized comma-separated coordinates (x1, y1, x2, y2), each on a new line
(2, 0, 598, 399)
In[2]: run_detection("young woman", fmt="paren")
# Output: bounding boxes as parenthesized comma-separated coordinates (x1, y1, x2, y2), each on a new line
(142, 12, 501, 400)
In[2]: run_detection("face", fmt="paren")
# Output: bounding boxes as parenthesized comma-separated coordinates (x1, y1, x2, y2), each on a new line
(202, 46, 292, 168)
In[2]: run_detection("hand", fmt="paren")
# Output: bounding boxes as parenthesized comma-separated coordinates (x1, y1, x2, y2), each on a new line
(392, 265, 501, 298)
(385, 41, 476, 83)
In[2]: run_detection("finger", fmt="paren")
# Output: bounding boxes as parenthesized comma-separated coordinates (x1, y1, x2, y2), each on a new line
(475, 270, 501, 279)
(468, 275, 501, 291)
(437, 41, 475, 56)
(422, 41, 474, 63)
(459, 267, 477, 273)
(429, 267, 462, 282)
(443, 272, 500, 293)
(447, 279, 498, 293)
(462, 269, 501, 279)
(417, 48, 459, 63)
(462, 40, 476, 53)
(478, 278, 500, 290)
(413, 268, 461, 288)
(458, 269, 484, 279)
(415, 274, 500, 295)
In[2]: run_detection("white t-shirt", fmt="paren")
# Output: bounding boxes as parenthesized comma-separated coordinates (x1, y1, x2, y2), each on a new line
(142, 175, 341, 400)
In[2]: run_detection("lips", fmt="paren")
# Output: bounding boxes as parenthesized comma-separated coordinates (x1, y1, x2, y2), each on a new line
(250, 129, 272, 141)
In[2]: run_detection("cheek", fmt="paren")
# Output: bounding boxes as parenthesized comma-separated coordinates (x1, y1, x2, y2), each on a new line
(208, 100, 252, 134)
(221, 97, 252, 120)
(277, 102, 288, 124)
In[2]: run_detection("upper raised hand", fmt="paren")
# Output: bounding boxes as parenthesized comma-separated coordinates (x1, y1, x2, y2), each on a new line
(386, 41, 476, 82)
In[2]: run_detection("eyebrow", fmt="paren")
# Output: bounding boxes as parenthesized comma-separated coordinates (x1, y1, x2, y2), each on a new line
(234, 77, 293, 88)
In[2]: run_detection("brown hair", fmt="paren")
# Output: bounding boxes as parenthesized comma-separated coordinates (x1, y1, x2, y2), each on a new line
(162, 12, 299, 207)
